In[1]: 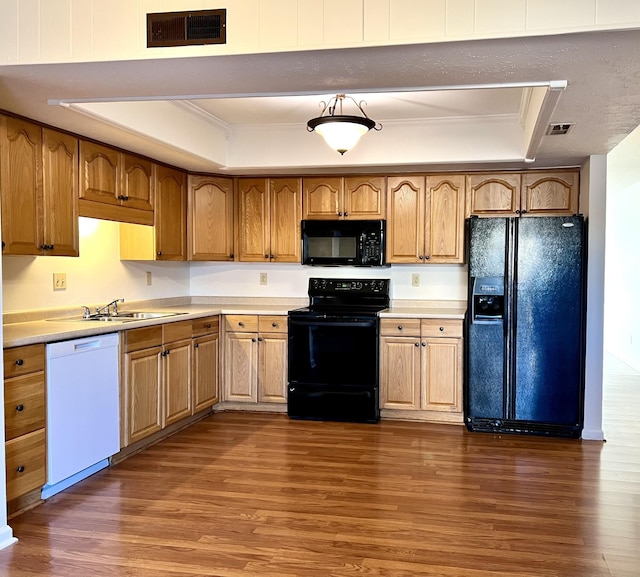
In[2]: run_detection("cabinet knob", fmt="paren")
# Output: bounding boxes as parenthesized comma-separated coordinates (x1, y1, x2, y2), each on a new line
(157, 251, 162, 256)
(414, 342, 419, 347)
(229, 253, 234, 259)
(251, 338, 256, 342)
(424, 255, 430, 260)
(270, 254, 275, 259)
(194, 343, 199, 349)
(117, 194, 125, 200)
(521, 209, 527, 214)
(397, 325, 403, 331)
(337, 211, 342, 216)
(439, 326, 445, 332)
(419, 255, 424, 260)
(238, 322, 244, 327)
(205, 323, 211, 329)
(422, 342, 426, 347)
(15, 359, 24, 366)
(16, 404, 24, 412)
(344, 212, 349, 217)
(272, 322, 278, 328)
(16, 466, 25, 473)
(264, 254, 269, 259)
(258, 337, 263, 342)
(515, 209, 521, 214)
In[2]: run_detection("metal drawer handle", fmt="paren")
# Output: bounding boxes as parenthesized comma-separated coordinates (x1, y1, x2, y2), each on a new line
(397, 325, 403, 331)
(16, 404, 24, 412)
(16, 466, 25, 473)
(15, 359, 24, 366)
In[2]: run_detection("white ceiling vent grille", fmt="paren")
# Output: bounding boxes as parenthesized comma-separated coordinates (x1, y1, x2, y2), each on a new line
(547, 123, 574, 136)
(147, 9, 226, 47)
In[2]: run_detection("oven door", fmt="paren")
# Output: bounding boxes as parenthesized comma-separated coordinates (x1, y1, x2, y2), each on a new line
(287, 313, 380, 423)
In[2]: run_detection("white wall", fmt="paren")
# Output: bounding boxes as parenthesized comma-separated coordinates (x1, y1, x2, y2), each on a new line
(605, 128, 640, 372)
(190, 261, 467, 302)
(1, 0, 640, 65)
(1, 218, 190, 313)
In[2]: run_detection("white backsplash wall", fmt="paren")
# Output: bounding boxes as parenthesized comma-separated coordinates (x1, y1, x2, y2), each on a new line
(1, 218, 190, 313)
(190, 261, 467, 302)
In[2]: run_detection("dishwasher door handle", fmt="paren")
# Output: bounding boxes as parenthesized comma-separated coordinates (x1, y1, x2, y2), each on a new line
(73, 340, 102, 351)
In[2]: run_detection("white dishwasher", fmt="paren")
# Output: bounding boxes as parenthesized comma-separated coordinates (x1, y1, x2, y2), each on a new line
(42, 333, 120, 499)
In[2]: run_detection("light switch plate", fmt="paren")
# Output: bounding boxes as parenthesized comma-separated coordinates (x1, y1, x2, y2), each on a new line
(260, 272, 268, 285)
(53, 272, 67, 290)
(411, 273, 420, 287)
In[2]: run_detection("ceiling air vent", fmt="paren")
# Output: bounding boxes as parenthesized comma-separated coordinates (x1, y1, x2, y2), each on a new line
(147, 9, 226, 47)
(547, 123, 574, 136)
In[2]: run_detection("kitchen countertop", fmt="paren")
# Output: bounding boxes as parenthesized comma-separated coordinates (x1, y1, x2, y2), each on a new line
(3, 298, 467, 348)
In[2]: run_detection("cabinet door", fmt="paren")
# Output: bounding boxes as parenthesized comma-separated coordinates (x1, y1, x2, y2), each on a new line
(270, 178, 302, 263)
(124, 347, 162, 446)
(238, 178, 270, 262)
(5, 429, 46, 502)
(163, 340, 192, 427)
(155, 165, 186, 260)
(426, 174, 465, 263)
(343, 175, 386, 219)
(224, 332, 258, 402)
(258, 333, 288, 403)
(466, 173, 521, 217)
(380, 336, 421, 410)
(0, 116, 43, 255)
(188, 175, 234, 261)
(521, 171, 579, 216)
(421, 337, 462, 413)
(79, 140, 120, 205)
(193, 333, 220, 412)
(42, 128, 79, 257)
(386, 176, 425, 264)
(302, 177, 343, 219)
(122, 153, 154, 212)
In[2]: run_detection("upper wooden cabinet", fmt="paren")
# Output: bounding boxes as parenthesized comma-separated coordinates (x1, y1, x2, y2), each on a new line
(0, 117, 79, 256)
(155, 165, 187, 261)
(237, 177, 301, 262)
(302, 175, 386, 220)
(386, 174, 465, 264)
(521, 171, 579, 216)
(120, 165, 187, 261)
(466, 171, 579, 217)
(78, 141, 154, 225)
(188, 175, 234, 261)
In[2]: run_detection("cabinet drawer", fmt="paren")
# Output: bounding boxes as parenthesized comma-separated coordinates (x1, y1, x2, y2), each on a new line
(192, 315, 219, 337)
(124, 326, 162, 352)
(163, 320, 193, 343)
(4, 373, 45, 440)
(258, 315, 287, 334)
(3, 344, 45, 378)
(421, 319, 463, 338)
(5, 428, 46, 502)
(225, 315, 259, 332)
(380, 318, 421, 337)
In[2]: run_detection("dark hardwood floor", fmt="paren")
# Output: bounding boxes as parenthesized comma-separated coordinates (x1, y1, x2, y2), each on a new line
(0, 359, 638, 577)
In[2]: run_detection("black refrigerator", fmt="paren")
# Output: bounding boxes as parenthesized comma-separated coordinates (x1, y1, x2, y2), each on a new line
(465, 216, 587, 438)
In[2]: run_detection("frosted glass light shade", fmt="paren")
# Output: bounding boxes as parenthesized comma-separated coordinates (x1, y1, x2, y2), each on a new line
(308, 115, 376, 155)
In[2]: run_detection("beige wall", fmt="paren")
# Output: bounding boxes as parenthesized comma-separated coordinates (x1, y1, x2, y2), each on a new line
(1, 0, 639, 65)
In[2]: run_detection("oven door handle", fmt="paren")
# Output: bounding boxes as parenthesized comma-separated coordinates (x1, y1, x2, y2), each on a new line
(288, 318, 377, 328)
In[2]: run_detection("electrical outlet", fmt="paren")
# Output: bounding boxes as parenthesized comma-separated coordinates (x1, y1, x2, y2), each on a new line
(260, 272, 268, 285)
(146, 271, 152, 286)
(411, 273, 420, 287)
(53, 272, 67, 290)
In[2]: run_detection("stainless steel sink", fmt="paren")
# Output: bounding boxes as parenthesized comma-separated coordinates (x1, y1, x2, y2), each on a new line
(48, 311, 186, 323)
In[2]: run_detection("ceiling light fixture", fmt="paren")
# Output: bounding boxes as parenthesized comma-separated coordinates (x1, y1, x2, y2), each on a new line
(307, 94, 382, 155)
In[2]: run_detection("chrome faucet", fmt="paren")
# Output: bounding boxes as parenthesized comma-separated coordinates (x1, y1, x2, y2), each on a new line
(95, 298, 125, 317)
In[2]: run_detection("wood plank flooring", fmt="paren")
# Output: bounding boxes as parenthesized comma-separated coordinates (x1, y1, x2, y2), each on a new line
(0, 361, 638, 577)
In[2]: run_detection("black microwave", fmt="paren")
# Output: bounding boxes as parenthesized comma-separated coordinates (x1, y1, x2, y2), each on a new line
(301, 220, 386, 266)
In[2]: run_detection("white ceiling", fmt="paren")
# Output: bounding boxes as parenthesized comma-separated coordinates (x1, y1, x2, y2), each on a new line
(1, 28, 640, 174)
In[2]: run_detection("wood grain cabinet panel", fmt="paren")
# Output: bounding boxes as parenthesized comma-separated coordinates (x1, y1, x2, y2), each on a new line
(386, 175, 425, 263)
(3, 344, 47, 505)
(122, 153, 154, 212)
(188, 175, 235, 261)
(155, 165, 187, 260)
(466, 173, 521, 216)
(302, 177, 342, 219)
(193, 332, 220, 413)
(79, 140, 120, 206)
(522, 171, 579, 216)
(303, 176, 385, 220)
(237, 177, 301, 262)
(257, 333, 288, 403)
(224, 332, 259, 402)
(163, 340, 192, 427)
(380, 318, 463, 422)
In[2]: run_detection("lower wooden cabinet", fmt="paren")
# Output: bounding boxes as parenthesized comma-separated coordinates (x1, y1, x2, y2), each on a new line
(380, 317, 463, 423)
(192, 316, 220, 412)
(3, 344, 47, 504)
(223, 315, 288, 405)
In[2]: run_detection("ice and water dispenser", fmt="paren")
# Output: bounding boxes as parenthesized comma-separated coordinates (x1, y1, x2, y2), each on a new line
(470, 277, 504, 323)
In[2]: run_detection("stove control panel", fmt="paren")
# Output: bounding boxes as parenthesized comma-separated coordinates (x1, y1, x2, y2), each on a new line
(309, 278, 389, 296)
